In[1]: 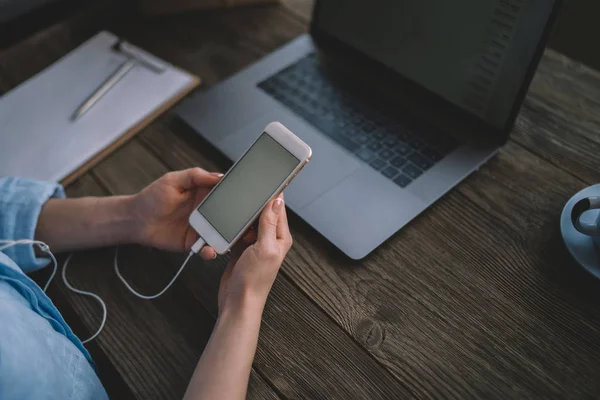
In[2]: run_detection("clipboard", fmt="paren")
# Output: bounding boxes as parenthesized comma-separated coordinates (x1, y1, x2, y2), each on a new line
(0, 31, 200, 185)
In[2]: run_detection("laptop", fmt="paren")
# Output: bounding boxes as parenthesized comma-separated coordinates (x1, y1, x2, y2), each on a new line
(176, 0, 562, 259)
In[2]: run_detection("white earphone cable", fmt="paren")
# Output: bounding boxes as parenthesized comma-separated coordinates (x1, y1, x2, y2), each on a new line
(113, 247, 195, 300)
(0, 239, 58, 292)
(0, 237, 206, 344)
(61, 253, 107, 344)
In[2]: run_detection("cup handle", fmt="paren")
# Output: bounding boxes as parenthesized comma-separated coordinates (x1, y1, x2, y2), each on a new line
(572, 196, 600, 235)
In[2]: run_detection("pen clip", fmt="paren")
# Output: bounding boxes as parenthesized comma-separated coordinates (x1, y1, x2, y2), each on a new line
(112, 39, 166, 74)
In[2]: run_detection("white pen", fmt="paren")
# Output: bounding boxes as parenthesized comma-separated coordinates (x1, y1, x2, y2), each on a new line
(70, 59, 135, 121)
(70, 39, 166, 121)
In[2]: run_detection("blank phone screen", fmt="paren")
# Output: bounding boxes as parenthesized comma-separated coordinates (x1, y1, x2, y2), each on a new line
(198, 133, 300, 242)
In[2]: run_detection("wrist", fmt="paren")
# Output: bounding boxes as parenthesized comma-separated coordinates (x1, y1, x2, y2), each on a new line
(110, 194, 145, 244)
(219, 292, 266, 320)
(35, 194, 143, 252)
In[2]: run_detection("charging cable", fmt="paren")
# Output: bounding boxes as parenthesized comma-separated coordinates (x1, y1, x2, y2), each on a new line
(0, 237, 207, 344)
(114, 237, 204, 300)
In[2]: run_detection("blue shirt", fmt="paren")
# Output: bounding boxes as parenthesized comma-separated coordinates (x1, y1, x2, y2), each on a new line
(0, 177, 108, 399)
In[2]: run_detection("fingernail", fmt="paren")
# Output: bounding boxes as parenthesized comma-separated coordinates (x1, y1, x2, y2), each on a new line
(212, 252, 218, 260)
(272, 198, 284, 213)
(211, 172, 224, 178)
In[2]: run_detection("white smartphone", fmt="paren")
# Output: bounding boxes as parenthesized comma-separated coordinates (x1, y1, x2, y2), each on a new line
(189, 122, 312, 254)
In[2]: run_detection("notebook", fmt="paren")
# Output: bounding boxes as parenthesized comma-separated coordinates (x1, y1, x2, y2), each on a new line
(0, 31, 200, 184)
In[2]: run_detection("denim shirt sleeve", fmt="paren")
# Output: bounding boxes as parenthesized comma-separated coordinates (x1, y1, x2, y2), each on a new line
(0, 177, 66, 273)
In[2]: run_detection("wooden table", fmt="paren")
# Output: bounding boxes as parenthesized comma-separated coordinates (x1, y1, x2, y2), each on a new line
(3, 1, 600, 398)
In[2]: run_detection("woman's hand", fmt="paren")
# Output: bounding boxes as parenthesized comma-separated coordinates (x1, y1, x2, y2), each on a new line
(132, 168, 222, 260)
(182, 196, 291, 400)
(183, 197, 290, 400)
(218, 195, 292, 313)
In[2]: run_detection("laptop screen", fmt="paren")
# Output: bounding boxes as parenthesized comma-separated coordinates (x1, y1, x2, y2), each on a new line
(315, 0, 555, 130)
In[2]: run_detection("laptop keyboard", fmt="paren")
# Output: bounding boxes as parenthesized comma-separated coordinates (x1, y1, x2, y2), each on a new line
(258, 53, 458, 188)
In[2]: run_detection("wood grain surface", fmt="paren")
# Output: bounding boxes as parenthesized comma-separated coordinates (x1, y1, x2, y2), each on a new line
(92, 139, 412, 399)
(3, 0, 600, 398)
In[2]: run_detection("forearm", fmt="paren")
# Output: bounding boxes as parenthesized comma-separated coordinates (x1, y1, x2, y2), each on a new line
(35, 196, 141, 253)
(183, 299, 264, 400)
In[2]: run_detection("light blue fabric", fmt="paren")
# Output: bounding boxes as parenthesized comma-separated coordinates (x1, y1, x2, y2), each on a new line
(0, 177, 108, 400)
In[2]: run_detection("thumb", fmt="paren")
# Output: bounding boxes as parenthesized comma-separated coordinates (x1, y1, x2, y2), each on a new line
(167, 168, 221, 191)
(257, 198, 283, 245)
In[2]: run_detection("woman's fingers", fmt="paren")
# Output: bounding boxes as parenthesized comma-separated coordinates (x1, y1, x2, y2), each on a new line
(275, 199, 291, 244)
(199, 245, 217, 260)
(166, 168, 222, 191)
(242, 229, 258, 244)
(256, 198, 283, 246)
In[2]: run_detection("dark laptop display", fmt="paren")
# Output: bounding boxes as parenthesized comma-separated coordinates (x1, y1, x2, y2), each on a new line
(315, 0, 556, 130)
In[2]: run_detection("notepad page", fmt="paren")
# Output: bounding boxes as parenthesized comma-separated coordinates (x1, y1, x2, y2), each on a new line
(0, 31, 197, 182)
